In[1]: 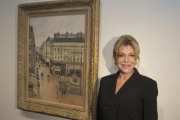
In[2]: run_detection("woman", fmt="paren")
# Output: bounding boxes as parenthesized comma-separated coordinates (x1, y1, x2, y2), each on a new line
(97, 35, 158, 120)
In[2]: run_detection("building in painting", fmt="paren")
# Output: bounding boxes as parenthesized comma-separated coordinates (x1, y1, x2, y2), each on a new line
(46, 37, 53, 68)
(49, 31, 85, 78)
(54, 31, 85, 39)
(37, 31, 85, 78)
(29, 25, 37, 91)
(29, 25, 36, 74)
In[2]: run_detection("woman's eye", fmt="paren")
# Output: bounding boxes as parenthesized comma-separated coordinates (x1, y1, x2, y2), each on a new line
(118, 54, 124, 57)
(130, 54, 135, 57)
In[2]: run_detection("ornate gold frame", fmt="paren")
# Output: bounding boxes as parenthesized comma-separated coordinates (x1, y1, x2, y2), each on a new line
(17, 0, 99, 119)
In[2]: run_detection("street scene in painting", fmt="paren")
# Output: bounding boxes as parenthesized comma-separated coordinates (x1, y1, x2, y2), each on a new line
(28, 14, 85, 106)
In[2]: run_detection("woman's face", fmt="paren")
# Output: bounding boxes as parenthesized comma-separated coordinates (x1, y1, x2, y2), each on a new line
(116, 45, 137, 74)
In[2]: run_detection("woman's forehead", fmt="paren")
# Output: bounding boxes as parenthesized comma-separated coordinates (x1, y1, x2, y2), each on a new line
(118, 45, 135, 53)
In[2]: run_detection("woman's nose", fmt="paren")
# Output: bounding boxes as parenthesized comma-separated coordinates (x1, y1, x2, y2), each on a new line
(124, 56, 129, 62)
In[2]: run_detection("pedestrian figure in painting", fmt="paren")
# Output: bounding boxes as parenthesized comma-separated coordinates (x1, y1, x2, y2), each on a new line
(37, 81, 40, 88)
(41, 73, 43, 76)
(48, 74, 50, 78)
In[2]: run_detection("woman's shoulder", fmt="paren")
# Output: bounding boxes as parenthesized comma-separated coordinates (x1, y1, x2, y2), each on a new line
(139, 74, 158, 96)
(139, 74, 157, 86)
(100, 73, 117, 83)
(101, 73, 116, 79)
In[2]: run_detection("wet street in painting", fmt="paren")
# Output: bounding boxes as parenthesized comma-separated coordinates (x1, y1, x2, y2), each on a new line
(28, 60, 83, 106)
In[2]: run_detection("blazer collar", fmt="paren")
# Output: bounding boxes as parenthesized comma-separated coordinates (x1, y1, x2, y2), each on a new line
(109, 68, 140, 109)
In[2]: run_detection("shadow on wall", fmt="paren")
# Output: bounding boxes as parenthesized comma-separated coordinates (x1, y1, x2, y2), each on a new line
(102, 37, 119, 74)
(97, 37, 119, 93)
(98, 36, 119, 87)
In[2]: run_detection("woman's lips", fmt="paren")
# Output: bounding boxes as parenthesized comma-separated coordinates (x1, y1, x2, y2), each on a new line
(122, 64, 131, 67)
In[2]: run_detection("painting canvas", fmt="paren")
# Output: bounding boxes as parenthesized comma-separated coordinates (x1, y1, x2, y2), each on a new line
(28, 14, 85, 106)
(17, 0, 100, 119)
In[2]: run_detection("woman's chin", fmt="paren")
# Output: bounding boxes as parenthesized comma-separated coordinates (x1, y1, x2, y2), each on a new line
(120, 68, 133, 74)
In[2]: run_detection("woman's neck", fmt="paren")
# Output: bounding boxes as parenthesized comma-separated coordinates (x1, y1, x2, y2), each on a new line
(118, 69, 134, 81)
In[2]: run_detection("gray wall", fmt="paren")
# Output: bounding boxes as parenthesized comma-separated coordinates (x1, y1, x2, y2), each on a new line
(0, 0, 180, 120)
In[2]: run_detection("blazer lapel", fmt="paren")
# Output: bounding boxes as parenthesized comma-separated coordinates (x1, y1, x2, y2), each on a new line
(116, 68, 140, 98)
(109, 71, 119, 110)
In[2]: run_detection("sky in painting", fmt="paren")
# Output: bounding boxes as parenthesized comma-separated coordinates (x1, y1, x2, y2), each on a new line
(30, 14, 85, 47)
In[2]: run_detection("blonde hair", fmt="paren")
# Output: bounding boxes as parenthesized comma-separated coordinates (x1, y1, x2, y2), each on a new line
(113, 35, 140, 65)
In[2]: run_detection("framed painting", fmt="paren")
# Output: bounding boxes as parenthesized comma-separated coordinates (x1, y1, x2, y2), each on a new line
(17, 0, 100, 119)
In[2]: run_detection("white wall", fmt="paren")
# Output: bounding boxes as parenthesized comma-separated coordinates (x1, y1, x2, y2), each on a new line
(0, 0, 180, 120)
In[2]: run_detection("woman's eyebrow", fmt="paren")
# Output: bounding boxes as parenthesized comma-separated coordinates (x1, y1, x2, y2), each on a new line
(119, 52, 134, 54)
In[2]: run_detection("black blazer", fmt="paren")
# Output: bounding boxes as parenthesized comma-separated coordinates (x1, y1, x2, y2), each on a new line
(97, 68, 158, 120)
